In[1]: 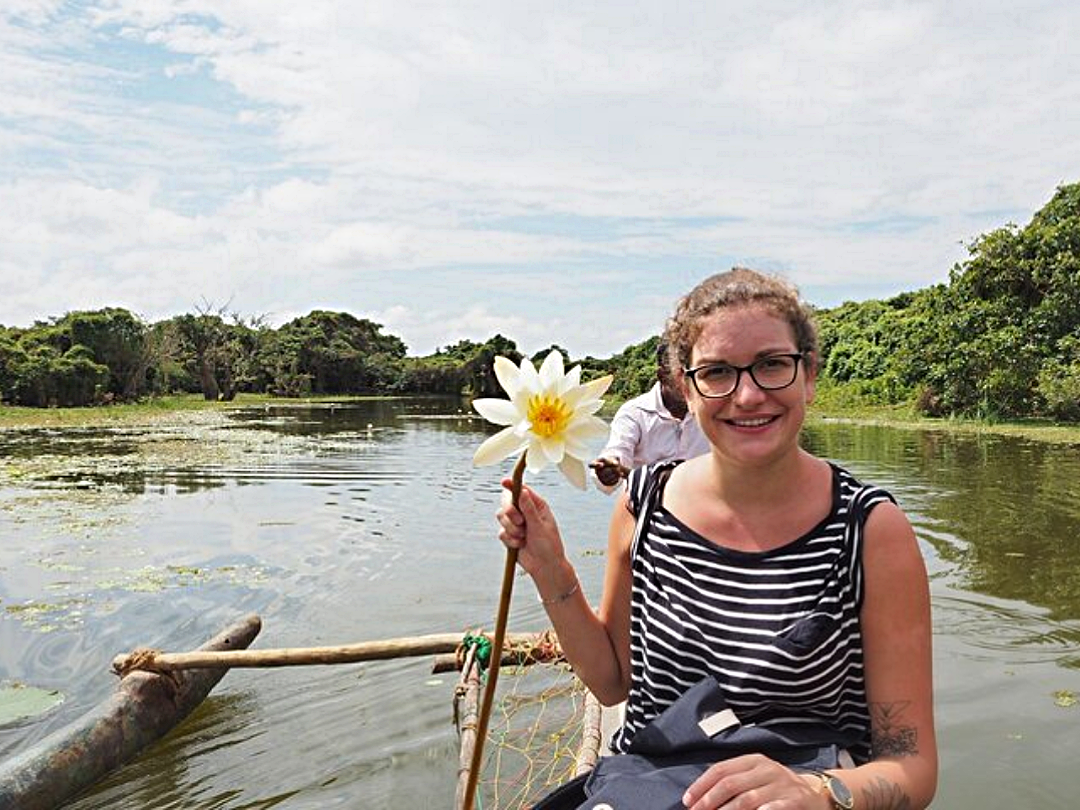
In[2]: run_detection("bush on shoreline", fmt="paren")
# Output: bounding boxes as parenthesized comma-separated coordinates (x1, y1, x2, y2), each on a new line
(4, 183, 1079, 424)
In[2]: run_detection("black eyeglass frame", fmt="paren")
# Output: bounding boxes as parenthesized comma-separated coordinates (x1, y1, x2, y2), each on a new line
(683, 352, 805, 399)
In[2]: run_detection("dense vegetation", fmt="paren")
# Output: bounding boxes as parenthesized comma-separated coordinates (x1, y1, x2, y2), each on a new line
(816, 182, 1080, 421)
(2, 183, 1078, 421)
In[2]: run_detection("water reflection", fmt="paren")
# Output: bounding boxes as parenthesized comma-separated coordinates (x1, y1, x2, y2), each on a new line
(0, 398, 479, 496)
(804, 421, 1080, 622)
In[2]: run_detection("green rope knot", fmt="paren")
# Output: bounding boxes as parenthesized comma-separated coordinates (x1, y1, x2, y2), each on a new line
(461, 632, 493, 669)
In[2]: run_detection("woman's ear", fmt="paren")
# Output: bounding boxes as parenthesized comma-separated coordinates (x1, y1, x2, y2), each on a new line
(804, 352, 818, 404)
(677, 372, 694, 407)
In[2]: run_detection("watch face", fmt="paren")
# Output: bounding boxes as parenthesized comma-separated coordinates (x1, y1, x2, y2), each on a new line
(826, 775, 855, 809)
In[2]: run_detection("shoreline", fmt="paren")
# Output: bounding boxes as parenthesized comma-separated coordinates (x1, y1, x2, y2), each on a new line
(3, 393, 1080, 446)
(0, 393, 400, 430)
(805, 409, 1080, 446)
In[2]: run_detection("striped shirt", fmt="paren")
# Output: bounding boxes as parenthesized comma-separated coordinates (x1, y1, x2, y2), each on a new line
(609, 460, 895, 764)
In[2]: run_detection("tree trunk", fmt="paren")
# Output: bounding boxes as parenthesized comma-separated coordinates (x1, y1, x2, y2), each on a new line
(198, 355, 219, 401)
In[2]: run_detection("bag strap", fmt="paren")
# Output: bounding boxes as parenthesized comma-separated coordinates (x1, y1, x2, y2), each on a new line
(629, 463, 674, 560)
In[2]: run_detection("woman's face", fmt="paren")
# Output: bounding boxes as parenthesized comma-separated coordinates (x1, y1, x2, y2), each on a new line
(684, 303, 815, 467)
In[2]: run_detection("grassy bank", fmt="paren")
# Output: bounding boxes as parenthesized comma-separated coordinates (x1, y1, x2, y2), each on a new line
(808, 409, 1080, 446)
(0, 393, 386, 429)
(808, 383, 1080, 446)
(4, 391, 1080, 446)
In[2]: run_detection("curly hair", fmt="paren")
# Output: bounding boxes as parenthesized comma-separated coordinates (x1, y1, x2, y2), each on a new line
(663, 267, 819, 380)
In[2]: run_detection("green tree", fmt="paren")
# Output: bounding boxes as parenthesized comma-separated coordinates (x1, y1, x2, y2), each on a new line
(0, 329, 27, 404)
(815, 294, 921, 405)
(917, 182, 1080, 418)
(267, 311, 407, 395)
(596, 335, 662, 401)
(1037, 333, 1080, 421)
(165, 313, 228, 400)
(0, 318, 114, 406)
(60, 308, 150, 400)
(462, 334, 521, 396)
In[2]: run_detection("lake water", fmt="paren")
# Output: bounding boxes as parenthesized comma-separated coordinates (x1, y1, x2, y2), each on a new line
(1, 400, 1079, 808)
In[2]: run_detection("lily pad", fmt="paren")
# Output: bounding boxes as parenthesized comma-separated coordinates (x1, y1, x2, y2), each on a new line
(0, 682, 65, 726)
(1052, 689, 1077, 708)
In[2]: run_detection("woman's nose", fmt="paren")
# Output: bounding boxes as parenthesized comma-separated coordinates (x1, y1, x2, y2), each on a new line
(730, 369, 768, 404)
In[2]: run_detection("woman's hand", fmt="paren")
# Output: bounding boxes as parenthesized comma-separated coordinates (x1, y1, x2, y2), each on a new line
(496, 480, 567, 577)
(682, 755, 827, 810)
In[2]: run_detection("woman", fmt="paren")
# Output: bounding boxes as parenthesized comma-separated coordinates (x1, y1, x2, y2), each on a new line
(497, 268, 937, 810)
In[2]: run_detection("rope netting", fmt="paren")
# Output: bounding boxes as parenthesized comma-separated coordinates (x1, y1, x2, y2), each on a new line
(454, 633, 602, 810)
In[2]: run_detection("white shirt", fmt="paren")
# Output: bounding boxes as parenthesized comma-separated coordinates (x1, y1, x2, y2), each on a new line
(594, 382, 710, 492)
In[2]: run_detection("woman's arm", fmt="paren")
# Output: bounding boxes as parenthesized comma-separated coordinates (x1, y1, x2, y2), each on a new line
(497, 481, 635, 705)
(834, 500, 939, 810)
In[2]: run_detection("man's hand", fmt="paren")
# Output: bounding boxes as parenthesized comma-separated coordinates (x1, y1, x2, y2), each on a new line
(589, 457, 630, 487)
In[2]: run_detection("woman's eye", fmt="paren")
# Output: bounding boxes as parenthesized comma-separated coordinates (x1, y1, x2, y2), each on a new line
(700, 365, 734, 381)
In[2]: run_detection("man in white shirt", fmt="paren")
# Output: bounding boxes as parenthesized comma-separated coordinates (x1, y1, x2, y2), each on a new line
(589, 341, 709, 492)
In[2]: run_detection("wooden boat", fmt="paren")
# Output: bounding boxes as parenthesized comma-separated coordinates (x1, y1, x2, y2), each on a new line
(0, 618, 593, 810)
(0, 614, 262, 810)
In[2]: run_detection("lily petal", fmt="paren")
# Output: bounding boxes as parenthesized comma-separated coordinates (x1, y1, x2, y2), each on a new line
(558, 455, 587, 489)
(538, 434, 566, 464)
(565, 414, 610, 440)
(561, 364, 582, 393)
(580, 374, 613, 400)
(563, 374, 612, 408)
(575, 398, 605, 417)
(562, 433, 592, 459)
(538, 350, 564, 389)
(563, 415, 605, 444)
(473, 426, 528, 467)
(524, 441, 551, 474)
(518, 356, 541, 392)
(493, 357, 522, 397)
(472, 397, 520, 426)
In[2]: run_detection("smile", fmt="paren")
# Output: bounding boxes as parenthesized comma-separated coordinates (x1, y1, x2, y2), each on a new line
(725, 416, 777, 428)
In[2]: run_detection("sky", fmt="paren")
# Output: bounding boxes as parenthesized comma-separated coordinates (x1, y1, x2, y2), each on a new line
(2, 1, 1078, 359)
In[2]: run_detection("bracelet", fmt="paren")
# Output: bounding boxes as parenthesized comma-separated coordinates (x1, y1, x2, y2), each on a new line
(539, 580, 580, 606)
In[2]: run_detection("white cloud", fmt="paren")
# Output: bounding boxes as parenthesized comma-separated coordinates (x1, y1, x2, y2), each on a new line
(1, 1, 1078, 355)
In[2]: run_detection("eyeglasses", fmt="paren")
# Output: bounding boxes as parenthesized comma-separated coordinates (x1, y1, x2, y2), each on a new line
(684, 353, 804, 399)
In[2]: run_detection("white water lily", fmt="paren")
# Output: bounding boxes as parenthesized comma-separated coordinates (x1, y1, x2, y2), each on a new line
(472, 350, 613, 489)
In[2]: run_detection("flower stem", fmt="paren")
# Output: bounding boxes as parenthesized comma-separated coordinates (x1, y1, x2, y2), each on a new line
(509, 449, 527, 507)
(462, 452, 528, 810)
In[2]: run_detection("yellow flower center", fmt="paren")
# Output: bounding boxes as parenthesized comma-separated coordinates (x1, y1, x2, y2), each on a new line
(527, 394, 572, 439)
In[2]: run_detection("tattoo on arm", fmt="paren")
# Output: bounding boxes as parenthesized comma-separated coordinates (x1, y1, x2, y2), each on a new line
(861, 776, 912, 810)
(870, 701, 919, 758)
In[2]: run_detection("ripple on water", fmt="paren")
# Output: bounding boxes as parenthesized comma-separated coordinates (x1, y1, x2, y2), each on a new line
(933, 591, 1080, 668)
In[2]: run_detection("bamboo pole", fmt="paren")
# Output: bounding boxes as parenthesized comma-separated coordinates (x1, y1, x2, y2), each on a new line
(461, 452, 528, 810)
(453, 647, 481, 810)
(112, 631, 542, 676)
(574, 690, 604, 777)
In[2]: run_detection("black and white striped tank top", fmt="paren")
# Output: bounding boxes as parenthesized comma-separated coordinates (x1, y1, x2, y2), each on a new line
(609, 460, 895, 764)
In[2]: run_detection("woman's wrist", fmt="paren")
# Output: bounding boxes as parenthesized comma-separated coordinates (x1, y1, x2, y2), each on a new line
(533, 560, 579, 606)
(539, 579, 580, 605)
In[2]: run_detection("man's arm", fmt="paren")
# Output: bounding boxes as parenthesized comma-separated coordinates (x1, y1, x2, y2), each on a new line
(590, 404, 642, 492)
